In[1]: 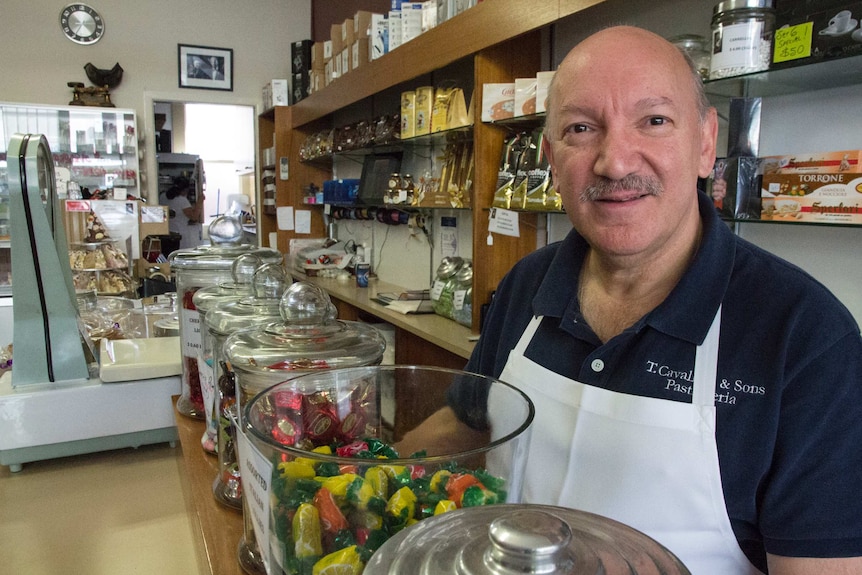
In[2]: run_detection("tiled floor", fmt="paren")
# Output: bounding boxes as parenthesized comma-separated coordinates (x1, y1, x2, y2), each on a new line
(0, 443, 203, 575)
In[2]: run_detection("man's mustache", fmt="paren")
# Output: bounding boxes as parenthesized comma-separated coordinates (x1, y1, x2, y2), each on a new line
(581, 175, 664, 201)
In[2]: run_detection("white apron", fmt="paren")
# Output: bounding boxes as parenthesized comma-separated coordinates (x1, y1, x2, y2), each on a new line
(499, 310, 763, 574)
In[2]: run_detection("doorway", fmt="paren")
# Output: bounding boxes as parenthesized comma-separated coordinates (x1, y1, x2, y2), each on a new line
(153, 101, 256, 230)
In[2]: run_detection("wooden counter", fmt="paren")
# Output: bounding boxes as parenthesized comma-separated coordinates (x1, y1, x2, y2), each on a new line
(291, 273, 476, 367)
(174, 398, 244, 575)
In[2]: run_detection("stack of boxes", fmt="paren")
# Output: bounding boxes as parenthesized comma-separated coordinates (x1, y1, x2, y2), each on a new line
(290, 39, 313, 105)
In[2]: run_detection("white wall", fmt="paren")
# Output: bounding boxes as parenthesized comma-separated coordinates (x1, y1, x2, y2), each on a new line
(1, 0, 311, 201)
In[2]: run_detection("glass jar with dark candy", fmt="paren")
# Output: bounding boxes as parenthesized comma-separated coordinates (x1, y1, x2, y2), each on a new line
(169, 214, 282, 420)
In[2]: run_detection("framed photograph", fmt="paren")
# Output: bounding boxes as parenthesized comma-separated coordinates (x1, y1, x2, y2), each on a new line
(178, 44, 233, 91)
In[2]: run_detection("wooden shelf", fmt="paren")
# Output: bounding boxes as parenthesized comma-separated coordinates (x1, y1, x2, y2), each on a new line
(289, 0, 575, 128)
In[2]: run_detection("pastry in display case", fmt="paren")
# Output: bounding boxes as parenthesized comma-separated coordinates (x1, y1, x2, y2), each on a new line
(68, 212, 134, 296)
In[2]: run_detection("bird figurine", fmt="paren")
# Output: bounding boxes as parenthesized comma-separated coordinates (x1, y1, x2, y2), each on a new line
(84, 62, 124, 89)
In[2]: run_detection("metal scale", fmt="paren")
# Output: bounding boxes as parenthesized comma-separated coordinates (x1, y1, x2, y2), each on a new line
(0, 134, 180, 472)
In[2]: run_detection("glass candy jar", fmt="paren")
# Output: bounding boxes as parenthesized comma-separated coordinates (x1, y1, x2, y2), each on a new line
(203, 262, 290, 510)
(430, 256, 464, 321)
(225, 282, 386, 575)
(709, 0, 775, 79)
(169, 215, 282, 419)
(193, 253, 265, 454)
(451, 260, 473, 328)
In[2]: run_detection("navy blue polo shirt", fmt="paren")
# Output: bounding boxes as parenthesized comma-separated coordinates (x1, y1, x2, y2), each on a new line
(457, 191, 862, 571)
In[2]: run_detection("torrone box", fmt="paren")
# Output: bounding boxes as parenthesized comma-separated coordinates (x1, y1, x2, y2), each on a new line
(758, 150, 862, 224)
(758, 150, 862, 174)
(760, 172, 862, 224)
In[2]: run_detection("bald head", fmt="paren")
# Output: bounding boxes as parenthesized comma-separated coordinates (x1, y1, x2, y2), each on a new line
(546, 26, 710, 133)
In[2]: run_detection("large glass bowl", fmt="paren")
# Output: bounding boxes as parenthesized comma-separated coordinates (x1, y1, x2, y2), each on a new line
(241, 365, 534, 575)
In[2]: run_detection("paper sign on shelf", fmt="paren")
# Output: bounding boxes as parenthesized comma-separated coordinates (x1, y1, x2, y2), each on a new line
(488, 207, 520, 238)
(276, 206, 294, 230)
(236, 421, 274, 574)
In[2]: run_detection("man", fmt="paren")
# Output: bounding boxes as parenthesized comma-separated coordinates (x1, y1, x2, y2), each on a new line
(403, 26, 862, 574)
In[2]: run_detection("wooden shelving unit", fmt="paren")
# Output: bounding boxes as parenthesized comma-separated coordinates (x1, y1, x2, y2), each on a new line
(257, 0, 606, 333)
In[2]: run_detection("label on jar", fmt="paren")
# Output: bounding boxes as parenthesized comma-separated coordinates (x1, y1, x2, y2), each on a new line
(710, 21, 769, 77)
(454, 289, 467, 310)
(430, 279, 445, 301)
(181, 308, 203, 355)
(197, 355, 215, 424)
(236, 423, 274, 574)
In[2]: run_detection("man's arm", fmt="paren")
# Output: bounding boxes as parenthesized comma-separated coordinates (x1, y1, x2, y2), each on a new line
(395, 406, 489, 458)
(768, 554, 862, 574)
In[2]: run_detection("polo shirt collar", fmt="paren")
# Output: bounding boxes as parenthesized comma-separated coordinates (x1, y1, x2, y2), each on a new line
(532, 191, 734, 345)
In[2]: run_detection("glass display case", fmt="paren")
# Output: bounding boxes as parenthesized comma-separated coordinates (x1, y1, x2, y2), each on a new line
(0, 102, 141, 299)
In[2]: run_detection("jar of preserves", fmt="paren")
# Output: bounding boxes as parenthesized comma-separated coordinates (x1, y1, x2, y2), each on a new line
(169, 215, 282, 420)
(709, 0, 775, 80)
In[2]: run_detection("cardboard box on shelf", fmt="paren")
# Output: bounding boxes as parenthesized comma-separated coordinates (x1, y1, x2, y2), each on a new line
(401, 90, 416, 138)
(353, 10, 375, 37)
(291, 39, 313, 74)
(311, 42, 327, 70)
(139, 204, 169, 238)
(340, 48, 350, 77)
(757, 150, 862, 174)
(352, 38, 370, 70)
(513, 78, 537, 117)
(535, 71, 555, 114)
(761, 171, 862, 224)
(414, 86, 434, 136)
(370, 14, 389, 59)
(331, 24, 344, 56)
(481, 83, 515, 122)
(342, 18, 355, 46)
(262, 79, 288, 109)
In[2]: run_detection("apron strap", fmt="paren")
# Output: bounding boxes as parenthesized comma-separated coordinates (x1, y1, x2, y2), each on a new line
(692, 305, 721, 407)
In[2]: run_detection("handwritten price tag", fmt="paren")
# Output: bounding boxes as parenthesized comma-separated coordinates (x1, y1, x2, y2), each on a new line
(773, 22, 813, 63)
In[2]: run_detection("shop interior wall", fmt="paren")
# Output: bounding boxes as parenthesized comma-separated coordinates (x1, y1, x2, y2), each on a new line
(547, 0, 862, 324)
(1, 0, 312, 202)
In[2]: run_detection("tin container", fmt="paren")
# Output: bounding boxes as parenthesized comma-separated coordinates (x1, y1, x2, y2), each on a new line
(242, 365, 535, 575)
(709, 0, 776, 79)
(365, 504, 690, 575)
(169, 215, 282, 419)
(224, 282, 387, 575)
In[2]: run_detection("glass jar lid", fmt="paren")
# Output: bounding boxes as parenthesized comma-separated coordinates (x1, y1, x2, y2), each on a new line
(191, 253, 263, 314)
(168, 214, 282, 271)
(435, 256, 464, 280)
(203, 263, 290, 336)
(668, 34, 708, 52)
(455, 260, 473, 284)
(364, 504, 691, 575)
(224, 281, 385, 378)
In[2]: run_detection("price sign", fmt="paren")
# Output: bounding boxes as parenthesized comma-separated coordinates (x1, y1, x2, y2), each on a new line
(236, 424, 274, 574)
(773, 22, 813, 63)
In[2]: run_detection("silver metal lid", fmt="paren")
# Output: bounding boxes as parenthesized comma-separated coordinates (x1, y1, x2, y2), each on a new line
(168, 214, 282, 270)
(713, 0, 773, 16)
(364, 504, 691, 575)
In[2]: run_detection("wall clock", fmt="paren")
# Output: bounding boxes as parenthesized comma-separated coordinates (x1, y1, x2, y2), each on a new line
(59, 4, 105, 45)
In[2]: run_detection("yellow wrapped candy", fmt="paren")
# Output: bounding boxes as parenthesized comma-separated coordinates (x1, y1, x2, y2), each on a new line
(429, 469, 452, 493)
(293, 503, 323, 558)
(318, 473, 361, 500)
(434, 499, 457, 515)
(278, 460, 316, 480)
(312, 544, 364, 575)
(365, 466, 389, 500)
(386, 486, 417, 521)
